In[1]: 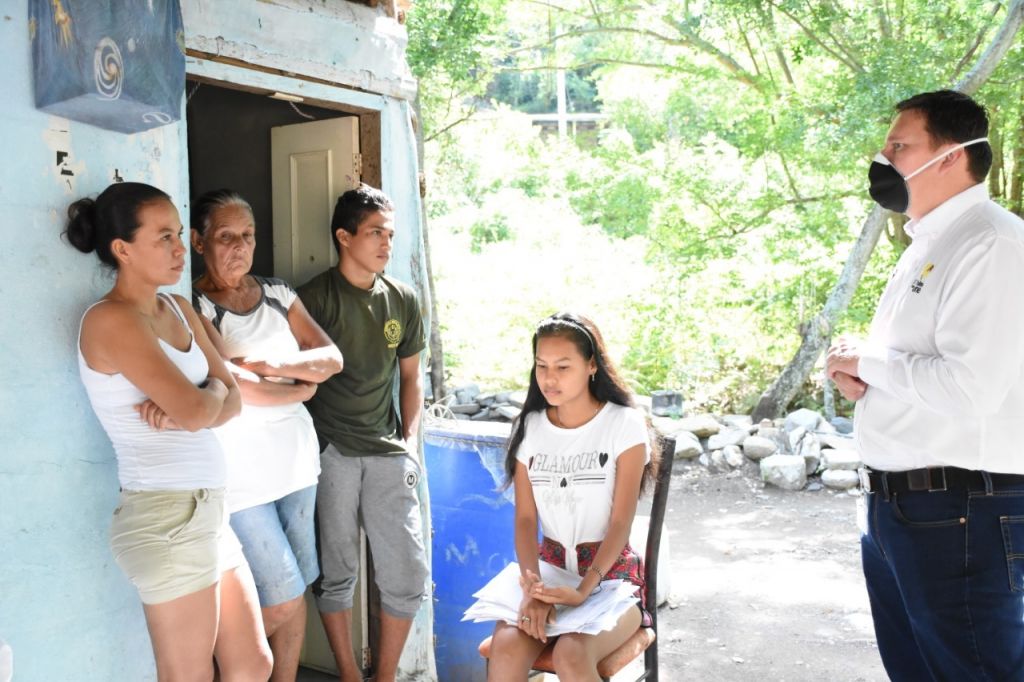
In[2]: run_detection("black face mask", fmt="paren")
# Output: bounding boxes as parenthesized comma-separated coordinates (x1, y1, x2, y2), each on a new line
(868, 154, 911, 213)
(867, 137, 989, 214)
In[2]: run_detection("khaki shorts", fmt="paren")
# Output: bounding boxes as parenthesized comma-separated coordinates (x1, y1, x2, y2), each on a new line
(109, 488, 244, 605)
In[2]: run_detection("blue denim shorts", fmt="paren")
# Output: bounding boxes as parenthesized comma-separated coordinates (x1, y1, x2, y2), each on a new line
(229, 484, 318, 607)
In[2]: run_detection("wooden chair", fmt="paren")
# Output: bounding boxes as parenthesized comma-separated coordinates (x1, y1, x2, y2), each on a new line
(478, 436, 676, 681)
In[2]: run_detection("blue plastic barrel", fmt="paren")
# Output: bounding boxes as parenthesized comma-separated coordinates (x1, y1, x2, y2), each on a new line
(425, 421, 514, 682)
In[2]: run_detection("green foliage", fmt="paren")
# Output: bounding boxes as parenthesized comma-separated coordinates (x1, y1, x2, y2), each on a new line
(413, 0, 1024, 411)
(406, 0, 502, 81)
(564, 138, 660, 239)
(406, 0, 509, 136)
(488, 67, 601, 114)
(468, 214, 512, 252)
(485, 14, 604, 114)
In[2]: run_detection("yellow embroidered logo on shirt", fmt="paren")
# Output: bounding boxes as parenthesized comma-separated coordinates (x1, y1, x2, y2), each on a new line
(384, 319, 402, 348)
(910, 263, 934, 294)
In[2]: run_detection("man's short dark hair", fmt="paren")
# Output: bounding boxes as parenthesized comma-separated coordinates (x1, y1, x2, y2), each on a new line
(896, 90, 991, 183)
(330, 185, 395, 254)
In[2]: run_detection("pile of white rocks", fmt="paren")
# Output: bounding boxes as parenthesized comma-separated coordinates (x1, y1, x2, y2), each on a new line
(652, 408, 862, 492)
(442, 383, 526, 423)
(438, 386, 860, 493)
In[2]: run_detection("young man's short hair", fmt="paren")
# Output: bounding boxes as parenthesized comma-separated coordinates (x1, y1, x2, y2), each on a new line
(895, 90, 992, 182)
(330, 185, 395, 254)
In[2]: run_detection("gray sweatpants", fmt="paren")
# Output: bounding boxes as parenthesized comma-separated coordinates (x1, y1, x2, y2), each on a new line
(313, 443, 428, 619)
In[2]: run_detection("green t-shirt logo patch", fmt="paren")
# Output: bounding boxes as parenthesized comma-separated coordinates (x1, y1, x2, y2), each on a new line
(384, 319, 402, 348)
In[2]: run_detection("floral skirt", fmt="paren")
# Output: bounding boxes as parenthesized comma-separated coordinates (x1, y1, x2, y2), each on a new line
(538, 536, 653, 627)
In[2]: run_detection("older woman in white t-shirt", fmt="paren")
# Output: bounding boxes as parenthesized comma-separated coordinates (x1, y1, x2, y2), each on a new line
(190, 189, 342, 682)
(487, 312, 659, 682)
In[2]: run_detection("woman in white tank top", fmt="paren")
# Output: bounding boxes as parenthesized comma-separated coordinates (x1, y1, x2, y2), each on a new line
(66, 182, 272, 681)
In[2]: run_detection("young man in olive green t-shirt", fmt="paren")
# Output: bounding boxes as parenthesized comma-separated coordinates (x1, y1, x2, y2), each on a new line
(297, 186, 426, 682)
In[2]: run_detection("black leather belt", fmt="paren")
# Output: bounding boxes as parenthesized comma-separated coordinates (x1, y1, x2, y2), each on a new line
(860, 466, 1024, 495)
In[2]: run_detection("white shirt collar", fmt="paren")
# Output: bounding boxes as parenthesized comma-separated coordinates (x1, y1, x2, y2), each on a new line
(905, 183, 989, 240)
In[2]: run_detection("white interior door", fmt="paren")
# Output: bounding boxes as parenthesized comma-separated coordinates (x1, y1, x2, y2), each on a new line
(274, 116, 366, 674)
(271, 116, 361, 287)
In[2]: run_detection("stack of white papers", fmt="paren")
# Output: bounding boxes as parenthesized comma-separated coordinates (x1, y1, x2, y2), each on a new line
(463, 561, 639, 636)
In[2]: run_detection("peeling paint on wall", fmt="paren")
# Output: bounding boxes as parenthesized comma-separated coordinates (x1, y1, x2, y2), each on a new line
(41, 117, 86, 194)
(181, 0, 417, 100)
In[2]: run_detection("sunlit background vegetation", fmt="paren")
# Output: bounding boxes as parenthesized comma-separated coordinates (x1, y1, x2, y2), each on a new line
(406, 0, 1024, 414)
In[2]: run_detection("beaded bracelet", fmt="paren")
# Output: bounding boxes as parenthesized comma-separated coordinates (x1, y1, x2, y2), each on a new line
(588, 565, 605, 581)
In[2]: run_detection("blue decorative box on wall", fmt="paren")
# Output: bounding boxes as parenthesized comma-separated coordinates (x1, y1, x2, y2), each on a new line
(29, 0, 185, 134)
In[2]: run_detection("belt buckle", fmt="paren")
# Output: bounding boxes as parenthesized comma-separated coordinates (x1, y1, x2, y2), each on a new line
(929, 467, 948, 492)
(858, 468, 872, 493)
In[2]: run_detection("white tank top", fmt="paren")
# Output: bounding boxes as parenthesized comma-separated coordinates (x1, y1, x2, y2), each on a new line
(77, 294, 226, 490)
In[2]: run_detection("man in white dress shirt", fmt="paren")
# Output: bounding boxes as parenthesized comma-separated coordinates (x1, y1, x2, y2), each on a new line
(827, 90, 1024, 681)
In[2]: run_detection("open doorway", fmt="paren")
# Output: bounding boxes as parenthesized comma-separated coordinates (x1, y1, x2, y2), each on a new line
(185, 79, 381, 283)
(183, 78, 383, 676)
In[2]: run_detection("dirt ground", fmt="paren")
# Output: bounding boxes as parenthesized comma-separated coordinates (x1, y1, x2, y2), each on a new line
(646, 460, 887, 682)
(300, 460, 887, 682)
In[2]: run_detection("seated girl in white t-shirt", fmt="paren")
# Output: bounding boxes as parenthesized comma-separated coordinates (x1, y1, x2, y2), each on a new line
(487, 312, 659, 682)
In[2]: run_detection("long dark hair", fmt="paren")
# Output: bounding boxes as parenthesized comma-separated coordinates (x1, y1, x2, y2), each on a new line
(504, 311, 660, 493)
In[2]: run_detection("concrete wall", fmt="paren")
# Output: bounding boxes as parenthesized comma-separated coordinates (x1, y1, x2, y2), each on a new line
(0, 6, 190, 679)
(0, 3, 431, 680)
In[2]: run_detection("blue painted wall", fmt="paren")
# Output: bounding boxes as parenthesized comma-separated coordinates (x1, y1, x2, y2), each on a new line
(0, 6, 189, 680)
(0, 3, 431, 680)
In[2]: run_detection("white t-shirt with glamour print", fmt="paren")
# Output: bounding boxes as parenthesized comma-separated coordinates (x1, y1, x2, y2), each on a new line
(516, 402, 650, 575)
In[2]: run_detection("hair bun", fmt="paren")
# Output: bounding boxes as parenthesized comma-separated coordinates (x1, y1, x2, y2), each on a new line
(64, 197, 98, 253)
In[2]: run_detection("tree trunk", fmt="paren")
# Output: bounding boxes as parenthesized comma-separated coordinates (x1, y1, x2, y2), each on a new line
(1010, 85, 1024, 217)
(953, 0, 1024, 94)
(822, 335, 835, 422)
(412, 95, 447, 402)
(751, 0, 1024, 420)
(752, 207, 886, 422)
(989, 110, 1004, 198)
(885, 212, 910, 249)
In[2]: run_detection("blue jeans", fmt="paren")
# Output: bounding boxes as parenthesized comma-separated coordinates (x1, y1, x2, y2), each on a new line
(861, 475, 1024, 681)
(230, 484, 318, 607)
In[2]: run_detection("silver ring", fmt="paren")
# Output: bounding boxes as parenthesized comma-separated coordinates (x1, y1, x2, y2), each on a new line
(520, 616, 531, 623)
